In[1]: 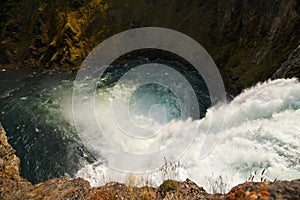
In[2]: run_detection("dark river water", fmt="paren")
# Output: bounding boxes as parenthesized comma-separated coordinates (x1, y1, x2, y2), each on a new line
(0, 59, 210, 183)
(1, 63, 299, 193)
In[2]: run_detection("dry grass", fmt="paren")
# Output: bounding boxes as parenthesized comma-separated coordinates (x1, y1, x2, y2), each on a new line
(159, 157, 181, 181)
(247, 169, 268, 182)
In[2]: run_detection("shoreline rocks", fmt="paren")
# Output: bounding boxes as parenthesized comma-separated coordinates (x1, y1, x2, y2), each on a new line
(1, 123, 300, 199)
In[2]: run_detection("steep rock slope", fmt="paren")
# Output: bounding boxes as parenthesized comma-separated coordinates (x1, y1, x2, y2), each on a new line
(0, 0, 299, 94)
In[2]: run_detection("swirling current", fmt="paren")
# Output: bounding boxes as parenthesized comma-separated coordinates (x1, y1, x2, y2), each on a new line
(0, 62, 299, 193)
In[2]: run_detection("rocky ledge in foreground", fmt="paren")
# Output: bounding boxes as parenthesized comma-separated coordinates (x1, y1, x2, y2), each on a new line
(0, 123, 299, 200)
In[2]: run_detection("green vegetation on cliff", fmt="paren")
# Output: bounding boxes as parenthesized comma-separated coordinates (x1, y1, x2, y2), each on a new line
(0, 0, 299, 94)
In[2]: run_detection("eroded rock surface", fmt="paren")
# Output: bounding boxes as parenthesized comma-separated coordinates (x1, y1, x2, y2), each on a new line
(1, 123, 300, 199)
(1, 0, 299, 95)
(0, 123, 91, 199)
(273, 45, 300, 79)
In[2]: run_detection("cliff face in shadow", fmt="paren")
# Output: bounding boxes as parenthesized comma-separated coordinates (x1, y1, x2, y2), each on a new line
(0, 0, 299, 94)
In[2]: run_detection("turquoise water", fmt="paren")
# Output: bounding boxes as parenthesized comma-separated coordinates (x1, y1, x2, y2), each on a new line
(0, 59, 210, 183)
(1, 65, 299, 193)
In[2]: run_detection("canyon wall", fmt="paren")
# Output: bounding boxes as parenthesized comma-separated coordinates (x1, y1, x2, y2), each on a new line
(1, 0, 299, 95)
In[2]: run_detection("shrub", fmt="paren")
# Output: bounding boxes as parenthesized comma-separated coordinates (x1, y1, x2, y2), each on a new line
(158, 179, 179, 198)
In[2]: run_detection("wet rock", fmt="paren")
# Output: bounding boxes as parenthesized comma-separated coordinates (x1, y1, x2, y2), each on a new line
(71, 0, 84, 9)
(33, 36, 47, 48)
(6, 22, 20, 33)
(273, 45, 300, 79)
(0, 46, 10, 65)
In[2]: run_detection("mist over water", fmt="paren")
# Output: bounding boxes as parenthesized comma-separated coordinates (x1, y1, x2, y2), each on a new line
(0, 67, 299, 193)
(75, 78, 300, 192)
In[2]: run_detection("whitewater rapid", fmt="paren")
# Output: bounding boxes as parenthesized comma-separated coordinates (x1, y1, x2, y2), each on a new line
(75, 78, 300, 193)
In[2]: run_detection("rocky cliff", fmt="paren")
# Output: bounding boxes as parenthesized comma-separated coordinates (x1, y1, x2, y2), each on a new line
(1, 123, 300, 199)
(1, 0, 299, 95)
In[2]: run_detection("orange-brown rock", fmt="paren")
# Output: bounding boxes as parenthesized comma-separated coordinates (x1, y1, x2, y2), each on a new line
(0, 123, 299, 199)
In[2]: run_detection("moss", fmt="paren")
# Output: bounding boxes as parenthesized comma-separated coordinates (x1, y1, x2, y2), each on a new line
(158, 180, 179, 198)
(0, 0, 299, 94)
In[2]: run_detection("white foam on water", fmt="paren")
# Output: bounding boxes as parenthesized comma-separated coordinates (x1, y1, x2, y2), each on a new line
(74, 78, 300, 193)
